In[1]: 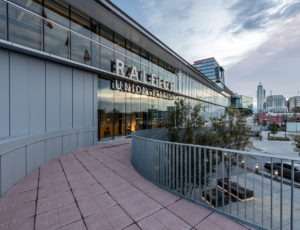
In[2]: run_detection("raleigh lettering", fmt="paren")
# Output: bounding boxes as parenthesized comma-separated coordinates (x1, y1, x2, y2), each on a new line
(113, 59, 176, 92)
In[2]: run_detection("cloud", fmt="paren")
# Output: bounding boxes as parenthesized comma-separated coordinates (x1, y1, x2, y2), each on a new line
(226, 14, 300, 106)
(134, 0, 300, 68)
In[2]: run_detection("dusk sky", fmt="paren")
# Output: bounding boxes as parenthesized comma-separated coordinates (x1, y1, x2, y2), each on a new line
(111, 0, 300, 108)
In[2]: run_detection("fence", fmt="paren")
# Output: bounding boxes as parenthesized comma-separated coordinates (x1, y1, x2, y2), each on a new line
(132, 129, 300, 230)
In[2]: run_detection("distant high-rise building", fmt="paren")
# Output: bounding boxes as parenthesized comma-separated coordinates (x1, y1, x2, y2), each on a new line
(265, 95, 287, 113)
(257, 83, 266, 113)
(235, 95, 253, 110)
(193, 57, 225, 84)
(288, 96, 300, 112)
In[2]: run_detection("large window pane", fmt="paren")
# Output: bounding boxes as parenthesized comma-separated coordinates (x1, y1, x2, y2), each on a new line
(100, 27, 114, 71)
(44, 0, 70, 58)
(132, 93, 140, 131)
(10, 0, 42, 14)
(8, 3, 43, 50)
(141, 94, 148, 129)
(71, 8, 91, 65)
(0, 1, 7, 40)
(114, 90, 125, 137)
(91, 20, 100, 68)
(125, 93, 132, 135)
(98, 79, 114, 140)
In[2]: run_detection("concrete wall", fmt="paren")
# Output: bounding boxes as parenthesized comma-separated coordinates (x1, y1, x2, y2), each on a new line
(0, 48, 98, 195)
(287, 122, 300, 132)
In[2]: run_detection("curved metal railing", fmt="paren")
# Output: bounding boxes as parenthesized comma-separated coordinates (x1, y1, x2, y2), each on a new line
(132, 129, 300, 230)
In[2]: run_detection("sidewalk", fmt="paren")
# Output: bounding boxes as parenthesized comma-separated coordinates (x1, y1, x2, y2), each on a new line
(0, 139, 251, 230)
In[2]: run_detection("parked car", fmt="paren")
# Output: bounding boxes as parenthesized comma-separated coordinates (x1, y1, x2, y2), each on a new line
(264, 162, 300, 182)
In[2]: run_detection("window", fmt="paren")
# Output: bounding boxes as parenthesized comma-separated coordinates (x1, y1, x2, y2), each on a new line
(8, 1, 43, 50)
(71, 8, 91, 65)
(44, 0, 70, 59)
(98, 79, 114, 140)
(125, 93, 132, 135)
(114, 90, 126, 137)
(0, 1, 7, 40)
(100, 26, 114, 71)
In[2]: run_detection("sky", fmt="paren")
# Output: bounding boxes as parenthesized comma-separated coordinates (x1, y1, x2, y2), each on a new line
(111, 0, 300, 108)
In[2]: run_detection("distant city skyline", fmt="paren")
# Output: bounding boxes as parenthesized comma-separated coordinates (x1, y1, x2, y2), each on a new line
(111, 0, 300, 109)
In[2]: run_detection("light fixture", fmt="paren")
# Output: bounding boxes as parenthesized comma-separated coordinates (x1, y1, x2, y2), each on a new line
(255, 164, 259, 173)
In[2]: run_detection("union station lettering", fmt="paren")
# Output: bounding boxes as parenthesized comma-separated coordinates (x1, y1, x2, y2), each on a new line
(112, 80, 175, 100)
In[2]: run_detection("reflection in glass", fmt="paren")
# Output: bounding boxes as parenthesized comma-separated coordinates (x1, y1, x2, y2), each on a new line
(141, 94, 149, 129)
(8, 4, 43, 50)
(71, 8, 91, 65)
(100, 26, 114, 71)
(98, 79, 114, 140)
(44, 0, 70, 58)
(91, 20, 100, 68)
(125, 93, 132, 135)
(114, 90, 125, 137)
(131, 93, 141, 132)
(0, 1, 7, 40)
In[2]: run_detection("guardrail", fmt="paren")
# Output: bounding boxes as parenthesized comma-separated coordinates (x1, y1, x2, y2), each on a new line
(132, 129, 300, 230)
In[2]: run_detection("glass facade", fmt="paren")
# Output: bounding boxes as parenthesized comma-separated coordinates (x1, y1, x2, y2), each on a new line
(1, 0, 231, 140)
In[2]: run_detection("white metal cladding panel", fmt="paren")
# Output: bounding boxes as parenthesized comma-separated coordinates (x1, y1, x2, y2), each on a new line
(29, 58, 46, 135)
(83, 132, 94, 147)
(70, 133, 78, 152)
(10, 52, 30, 137)
(26, 141, 46, 174)
(60, 66, 73, 130)
(45, 138, 55, 162)
(46, 62, 61, 132)
(53, 136, 63, 159)
(1, 148, 26, 195)
(83, 72, 94, 129)
(0, 49, 9, 140)
(73, 69, 84, 129)
(62, 135, 70, 155)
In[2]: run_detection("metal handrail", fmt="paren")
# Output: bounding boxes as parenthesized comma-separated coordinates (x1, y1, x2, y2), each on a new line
(132, 129, 300, 230)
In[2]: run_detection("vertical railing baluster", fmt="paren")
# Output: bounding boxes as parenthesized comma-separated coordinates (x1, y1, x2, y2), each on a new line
(270, 157, 273, 229)
(215, 150, 218, 209)
(172, 144, 175, 190)
(168, 143, 171, 189)
(291, 160, 294, 230)
(222, 151, 225, 210)
(209, 149, 212, 207)
(237, 153, 240, 218)
(180, 145, 183, 194)
(189, 146, 191, 197)
(176, 144, 179, 192)
(280, 159, 283, 230)
(194, 146, 196, 200)
(261, 160, 264, 228)
(244, 155, 247, 221)
(204, 148, 207, 205)
(199, 148, 202, 203)
(185, 146, 187, 195)
(253, 156, 255, 224)
(229, 152, 232, 215)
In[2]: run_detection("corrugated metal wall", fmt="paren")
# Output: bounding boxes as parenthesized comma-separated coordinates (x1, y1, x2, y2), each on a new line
(0, 48, 98, 195)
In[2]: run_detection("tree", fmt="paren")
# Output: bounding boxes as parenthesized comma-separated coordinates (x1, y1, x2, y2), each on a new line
(262, 120, 267, 127)
(166, 98, 205, 144)
(269, 123, 278, 136)
(293, 107, 300, 113)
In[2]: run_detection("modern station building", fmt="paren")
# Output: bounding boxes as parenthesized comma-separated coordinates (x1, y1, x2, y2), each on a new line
(0, 0, 232, 194)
